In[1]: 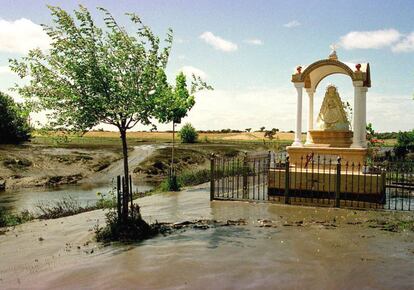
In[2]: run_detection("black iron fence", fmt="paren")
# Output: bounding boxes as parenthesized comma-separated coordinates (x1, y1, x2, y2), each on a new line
(210, 152, 270, 201)
(210, 152, 414, 211)
(382, 161, 414, 211)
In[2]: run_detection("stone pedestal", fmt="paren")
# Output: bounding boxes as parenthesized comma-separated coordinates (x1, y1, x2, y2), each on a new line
(286, 146, 368, 167)
(309, 130, 353, 148)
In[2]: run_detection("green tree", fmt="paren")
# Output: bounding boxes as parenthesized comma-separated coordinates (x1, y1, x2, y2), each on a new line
(366, 123, 375, 140)
(155, 72, 211, 189)
(264, 128, 278, 140)
(259, 126, 265, 132)
(0, 92, 31, 144)
(394, 130, 414, 158)
(10, 6, 172, 221)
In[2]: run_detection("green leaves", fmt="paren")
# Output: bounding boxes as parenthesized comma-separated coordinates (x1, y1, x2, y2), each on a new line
(155, 72, 212, 125)
(9, 5, 173, 132)
(0, 92, 31, 144)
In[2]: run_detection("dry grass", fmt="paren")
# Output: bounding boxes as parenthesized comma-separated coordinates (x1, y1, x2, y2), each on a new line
(83, 131, 302, 142)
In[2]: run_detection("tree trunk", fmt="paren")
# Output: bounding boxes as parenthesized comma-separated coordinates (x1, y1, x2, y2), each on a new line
(120, 128, 129, 222)
(171, 122, 175, 177)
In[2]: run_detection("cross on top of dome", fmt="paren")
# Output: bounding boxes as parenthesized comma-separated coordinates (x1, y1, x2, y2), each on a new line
(329, 44, 338, 60)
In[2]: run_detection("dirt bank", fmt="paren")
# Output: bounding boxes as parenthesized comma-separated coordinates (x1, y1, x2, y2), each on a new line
(0, 144, 124, 190)
(0, 184, 413, 289)
(133, 143, 264, 182)
(0, 143, 166, 191)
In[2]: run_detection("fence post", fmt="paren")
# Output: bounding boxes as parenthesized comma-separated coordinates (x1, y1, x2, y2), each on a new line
(210, 153, 215, 201)
(267, 151, 272, 171)
(335, 157, 341, 208)
(129, 175, 133, 217)
(243, 152, 248, 198)
(121, 175, 125, 219)
(284, 155, 290, 204)
(116, 175, 121, 219)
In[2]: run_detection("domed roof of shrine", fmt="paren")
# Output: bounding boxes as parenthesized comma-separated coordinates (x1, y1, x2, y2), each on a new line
(292, 53, 371, 91)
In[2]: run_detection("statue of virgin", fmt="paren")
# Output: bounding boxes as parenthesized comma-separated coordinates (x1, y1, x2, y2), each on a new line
(316, 85, 350, 131)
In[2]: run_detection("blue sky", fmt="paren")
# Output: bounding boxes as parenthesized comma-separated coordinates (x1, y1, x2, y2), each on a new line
(0, 0, 413, 132)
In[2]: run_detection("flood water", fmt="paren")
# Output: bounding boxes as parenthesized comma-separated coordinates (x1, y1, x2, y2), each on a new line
(0, 180, 155, 213)
(0, 144, 160, 213)
(1, 184, 413, 289)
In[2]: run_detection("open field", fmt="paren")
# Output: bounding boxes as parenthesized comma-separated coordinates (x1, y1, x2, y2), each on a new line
(84, 130, 300, 141)
(32, 130, 397, 147)
(32, 130, 303, 146)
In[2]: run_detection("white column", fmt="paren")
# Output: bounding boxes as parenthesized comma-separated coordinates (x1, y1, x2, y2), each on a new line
(292, 83, 304, 147)
(305, 89, 315, 145)
(351, 81, 368, 148)
(360, 87, 368, 148)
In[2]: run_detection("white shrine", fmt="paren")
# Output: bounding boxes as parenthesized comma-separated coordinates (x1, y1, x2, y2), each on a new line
(287, 48, 371, 165)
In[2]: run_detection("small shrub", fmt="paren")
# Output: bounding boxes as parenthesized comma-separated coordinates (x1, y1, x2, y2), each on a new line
(156, 168, 211, 192)
(95, 189, 117, 209)
(179, 123, 198, 143)
(0, 210, 34, 227)
(36, 196, 94, 219)
(95, 205, 157, 242)
(159, 174, 180, 191)
(178, 169, 210, 186)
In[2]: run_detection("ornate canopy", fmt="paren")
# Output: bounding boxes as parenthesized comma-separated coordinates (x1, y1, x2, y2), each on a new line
(292, 58, 371, 91)
(289, 50, 370, 150)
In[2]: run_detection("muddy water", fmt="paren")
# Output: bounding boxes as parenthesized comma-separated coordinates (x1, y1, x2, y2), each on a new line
(1, 184, 413, 289)
(0, 181, 155, 213)
(0, 145, 160, 212)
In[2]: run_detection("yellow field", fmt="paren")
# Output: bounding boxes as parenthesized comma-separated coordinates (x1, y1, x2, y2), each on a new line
(33, 130, 395, 147)
(84, 131, 303, 142)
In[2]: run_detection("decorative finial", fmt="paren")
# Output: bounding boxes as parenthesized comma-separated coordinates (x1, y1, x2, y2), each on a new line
(355, 63, 361, 71)
(296, 66, 302, 74)
(329, 43, 338, 60)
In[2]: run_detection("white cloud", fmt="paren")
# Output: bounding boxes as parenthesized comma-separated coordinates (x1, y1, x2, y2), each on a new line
(0, 18, 50, 54)
(178, 54, 188, 60)
(179, 66, 208, 80)
(283, 20, 301, 28)
(0, 66, 12, 75)
(24, 87, 414, 133)
(183, 87, 298, 131)
(339, 29, 401, 50)
(367, 92, 414, 131)
(199, 31, 238, 52)
(244, 39, 263, 45)
(176, 37, 186, 44)
(392, 32, 414, 52)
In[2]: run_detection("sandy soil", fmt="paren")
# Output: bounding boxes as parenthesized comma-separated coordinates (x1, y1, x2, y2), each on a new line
(0, 184, 413, 289)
